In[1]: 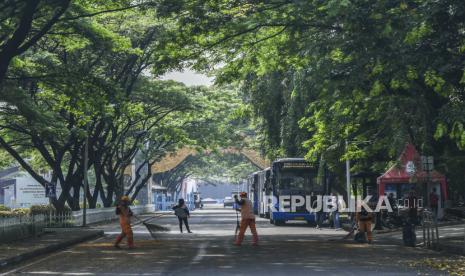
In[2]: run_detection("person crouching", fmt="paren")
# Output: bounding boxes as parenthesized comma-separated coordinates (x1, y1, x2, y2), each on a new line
(234, 192, 258, 246)
(114, 196, 134, 249)
(356, 205, 373, 244)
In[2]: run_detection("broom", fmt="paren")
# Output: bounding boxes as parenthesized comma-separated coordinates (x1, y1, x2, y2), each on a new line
(143, 221, 170, 238)
(133, 215, 170, 239)
(234, 207, 240, 238)
(342, 221, 357, 240)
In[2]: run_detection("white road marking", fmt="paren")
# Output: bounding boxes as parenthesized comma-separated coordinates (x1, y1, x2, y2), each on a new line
(191, 242, 208, 264)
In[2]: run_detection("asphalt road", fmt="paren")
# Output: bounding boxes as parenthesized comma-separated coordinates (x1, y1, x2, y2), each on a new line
(1, 207, 447, 275)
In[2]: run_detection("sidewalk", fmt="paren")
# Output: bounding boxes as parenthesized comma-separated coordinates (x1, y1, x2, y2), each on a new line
(376, 221, 465, 255)
(438, 235, 465, 255)
(0, 210, 172, 270)
(0, 228, 103, 269)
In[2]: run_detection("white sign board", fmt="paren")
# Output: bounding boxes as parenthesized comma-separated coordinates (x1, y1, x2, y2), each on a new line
(15, 177, 49, 207)
(406, 161, 416, 176)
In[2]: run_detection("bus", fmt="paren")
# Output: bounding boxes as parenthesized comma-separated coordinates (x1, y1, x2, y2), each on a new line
(246, 172, 259, 214)
(266, 158, 331, 225)
(257, 168, 271, 218)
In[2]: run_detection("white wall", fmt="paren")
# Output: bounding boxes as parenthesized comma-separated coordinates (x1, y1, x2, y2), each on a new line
(72, 204, 155, 226)
(3, 185, 15, 208)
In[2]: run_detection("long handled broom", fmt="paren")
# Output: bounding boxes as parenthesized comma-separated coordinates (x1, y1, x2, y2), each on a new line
(342, 220, 357, 240)
(234, 208, 240, 238)
(133, 215, 170, 239)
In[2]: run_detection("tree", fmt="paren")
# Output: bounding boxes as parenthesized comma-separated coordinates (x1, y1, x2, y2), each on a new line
(0, 1, 160, 87)
(0, 5, 191, 210)
(158, 0, 465, 195)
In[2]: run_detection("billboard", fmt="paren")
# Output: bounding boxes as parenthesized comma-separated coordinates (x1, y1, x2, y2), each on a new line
(15, 176, 50, 207)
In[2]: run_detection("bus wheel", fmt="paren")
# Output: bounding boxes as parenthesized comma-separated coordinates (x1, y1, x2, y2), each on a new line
(275, 220, 285, 226)
(270, 218, 275, 224)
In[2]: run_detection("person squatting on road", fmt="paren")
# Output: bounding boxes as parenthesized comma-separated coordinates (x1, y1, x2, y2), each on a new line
(114, 196, 134, 249)
(356, 204, 373, 244)
(234, 192, 258, 246)
(173, 198, 192, 233)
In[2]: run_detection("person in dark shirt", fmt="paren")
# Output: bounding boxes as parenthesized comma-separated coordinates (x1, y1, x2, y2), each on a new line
(172, 198, 192, 233)
(387, 193, 397, 211)
(407, 189, 418, 224)
(429, 188, 439, 218)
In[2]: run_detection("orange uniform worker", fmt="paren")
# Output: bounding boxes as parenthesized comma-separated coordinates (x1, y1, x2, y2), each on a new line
(114, 196, 134, 249)
(234, 192, 258, 246)
(355, 205, 374, 244)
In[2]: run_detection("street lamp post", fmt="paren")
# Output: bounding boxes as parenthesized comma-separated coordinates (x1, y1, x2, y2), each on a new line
(421, 155, 434, 209)
(82, 122, 89, 227)
(345, 140, 351, 211)
(344, 140, 372, 213)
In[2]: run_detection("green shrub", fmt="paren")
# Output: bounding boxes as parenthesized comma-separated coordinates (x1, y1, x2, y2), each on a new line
(0, 211, 15, 217)
(0, 205, 11, 211)
(30, 204, 72, 215)
(30, 205, 54, 215)
(13, 208, 30, 216)
(0, 208, 30, 217)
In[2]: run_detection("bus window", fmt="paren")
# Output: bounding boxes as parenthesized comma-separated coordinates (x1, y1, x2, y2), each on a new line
(277, 171, 316, 194)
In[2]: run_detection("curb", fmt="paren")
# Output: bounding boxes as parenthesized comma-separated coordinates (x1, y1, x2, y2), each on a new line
(414, 242, 465, 256)
(0, 230, 104, 269)
(374, 220, 465, 235)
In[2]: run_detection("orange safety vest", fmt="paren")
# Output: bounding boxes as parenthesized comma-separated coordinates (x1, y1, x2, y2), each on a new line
(118, 205, 132, 226)
(240, 198, 255, 220)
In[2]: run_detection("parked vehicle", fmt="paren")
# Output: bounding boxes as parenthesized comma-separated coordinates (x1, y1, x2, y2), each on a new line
(223, 196, 234, 207)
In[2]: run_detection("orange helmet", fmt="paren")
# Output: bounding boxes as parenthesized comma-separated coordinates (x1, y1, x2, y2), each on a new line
(240, 192, 247, 198)
(120, 196, 130, 202)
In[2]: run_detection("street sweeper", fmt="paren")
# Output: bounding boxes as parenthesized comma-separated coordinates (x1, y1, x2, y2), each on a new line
(114, 196, 134, 249)
(234, 192, 258, 246)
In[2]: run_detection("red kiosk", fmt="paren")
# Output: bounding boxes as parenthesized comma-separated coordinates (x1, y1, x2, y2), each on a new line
(377, 143, 448, 218)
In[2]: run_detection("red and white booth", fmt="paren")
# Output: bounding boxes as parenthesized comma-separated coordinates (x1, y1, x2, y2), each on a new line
(377, 143, 448, 218)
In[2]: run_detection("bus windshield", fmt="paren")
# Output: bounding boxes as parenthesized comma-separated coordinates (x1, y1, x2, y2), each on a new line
(277, 170, 318, 194)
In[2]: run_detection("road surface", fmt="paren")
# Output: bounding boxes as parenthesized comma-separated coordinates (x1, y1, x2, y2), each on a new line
(1, 207, 447, 275)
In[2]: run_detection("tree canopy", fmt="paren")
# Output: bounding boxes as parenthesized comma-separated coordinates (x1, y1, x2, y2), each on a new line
(2, 0, 465, 206)
(156, 0, 465, 196)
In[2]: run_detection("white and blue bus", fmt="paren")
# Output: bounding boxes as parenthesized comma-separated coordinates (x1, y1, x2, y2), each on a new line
(246, 172, 259, 214)
(266, 158, 330, 225)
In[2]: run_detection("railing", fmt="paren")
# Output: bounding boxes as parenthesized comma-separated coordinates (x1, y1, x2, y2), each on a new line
(0, 212, 75, 243)
(44, 211, 75, 228)
(0, 215, 44, 242)
(154, 201, 175, 211)
(422, 209, 439, 249)
(0, 205, 154, 242)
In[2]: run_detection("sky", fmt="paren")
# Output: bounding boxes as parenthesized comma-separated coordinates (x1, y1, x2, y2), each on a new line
(160, 68, 214, 86)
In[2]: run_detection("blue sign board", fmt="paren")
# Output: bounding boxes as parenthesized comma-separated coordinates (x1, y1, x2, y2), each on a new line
(45, 183, 56, 198)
